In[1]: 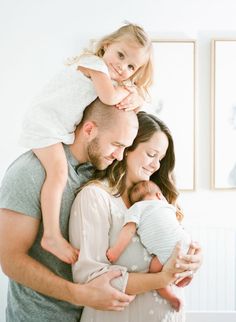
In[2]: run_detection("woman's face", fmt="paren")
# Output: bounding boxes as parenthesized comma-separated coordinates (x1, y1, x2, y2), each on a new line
(126, 131, 169, 186)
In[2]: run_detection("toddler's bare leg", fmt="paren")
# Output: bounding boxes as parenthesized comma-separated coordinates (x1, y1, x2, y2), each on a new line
(33, 143, 79, 264)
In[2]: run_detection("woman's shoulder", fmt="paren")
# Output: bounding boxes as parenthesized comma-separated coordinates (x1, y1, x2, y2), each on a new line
(78, 181, 113, 197)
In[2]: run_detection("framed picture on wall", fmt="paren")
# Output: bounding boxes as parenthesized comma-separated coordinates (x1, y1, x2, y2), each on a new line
(211, 40, 236, 189)
(146, 40, 196, 191)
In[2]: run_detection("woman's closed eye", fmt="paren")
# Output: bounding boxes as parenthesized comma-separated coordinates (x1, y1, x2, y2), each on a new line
(147, 153, 156, 158)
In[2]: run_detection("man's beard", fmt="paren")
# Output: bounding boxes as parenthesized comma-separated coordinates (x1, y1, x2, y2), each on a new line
(87, 137, 108, 170)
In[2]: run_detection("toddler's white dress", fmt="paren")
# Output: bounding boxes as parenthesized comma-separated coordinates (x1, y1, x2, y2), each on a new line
(19, 55, 109, 149)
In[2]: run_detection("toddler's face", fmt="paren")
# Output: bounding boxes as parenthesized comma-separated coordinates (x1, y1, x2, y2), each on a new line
(102, 39, 148, 82)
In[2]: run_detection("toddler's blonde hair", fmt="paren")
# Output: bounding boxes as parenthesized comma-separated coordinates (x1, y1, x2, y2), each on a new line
(68, 23, 153, 98)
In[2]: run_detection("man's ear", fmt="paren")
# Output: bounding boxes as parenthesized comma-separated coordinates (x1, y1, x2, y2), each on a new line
(155, 192, 162, 200)
(83, 121, 98, 138)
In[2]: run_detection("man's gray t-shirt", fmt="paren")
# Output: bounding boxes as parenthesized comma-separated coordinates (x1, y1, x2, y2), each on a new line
(0, 145, 94, 322)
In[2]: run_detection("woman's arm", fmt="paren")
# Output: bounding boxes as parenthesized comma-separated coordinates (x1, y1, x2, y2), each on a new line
(126, 241, 196, 295)
(69, 186, 199, 295)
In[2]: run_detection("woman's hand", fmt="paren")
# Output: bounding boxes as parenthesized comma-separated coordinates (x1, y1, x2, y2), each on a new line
(176, 241, 202, 273)
(161, 242, 191, 284)
(116, 86, 144, 112)
(174, 241, 203, 287)
(161, 241, 203, 286)
(175, 241, 203, 285)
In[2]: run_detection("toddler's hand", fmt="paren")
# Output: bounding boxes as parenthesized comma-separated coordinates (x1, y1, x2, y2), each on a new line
(116, 86, 144, 112)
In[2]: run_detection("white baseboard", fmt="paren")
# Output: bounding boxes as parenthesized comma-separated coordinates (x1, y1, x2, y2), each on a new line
(186, 311, 236, 322)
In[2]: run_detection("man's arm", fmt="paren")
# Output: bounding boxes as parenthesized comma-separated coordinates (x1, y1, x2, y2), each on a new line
(0, 209, 133, 310)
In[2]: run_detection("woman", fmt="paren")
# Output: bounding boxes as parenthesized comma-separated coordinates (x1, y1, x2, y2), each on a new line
(69, 112, 202, 322)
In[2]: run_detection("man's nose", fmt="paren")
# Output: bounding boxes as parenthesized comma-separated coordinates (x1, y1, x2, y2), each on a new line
(112, 147, 124, 161)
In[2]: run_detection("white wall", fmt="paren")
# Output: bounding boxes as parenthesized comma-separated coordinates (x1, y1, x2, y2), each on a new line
(1, 0, 236, 320)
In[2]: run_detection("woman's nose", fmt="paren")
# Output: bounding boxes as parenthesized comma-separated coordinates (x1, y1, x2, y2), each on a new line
(151, 158, 160, 170)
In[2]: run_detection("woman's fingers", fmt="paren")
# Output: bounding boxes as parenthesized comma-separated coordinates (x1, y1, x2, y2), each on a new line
(175, 269, 194, 280)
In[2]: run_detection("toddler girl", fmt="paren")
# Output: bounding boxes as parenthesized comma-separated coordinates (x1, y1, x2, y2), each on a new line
(19, 23, 153, 264)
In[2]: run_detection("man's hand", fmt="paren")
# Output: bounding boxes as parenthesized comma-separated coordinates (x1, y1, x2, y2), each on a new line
(73, 270, 135, 311)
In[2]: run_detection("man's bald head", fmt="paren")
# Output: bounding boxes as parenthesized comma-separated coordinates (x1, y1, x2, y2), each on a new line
(80, 98, 138, 132)
(72, 99, 139, 167)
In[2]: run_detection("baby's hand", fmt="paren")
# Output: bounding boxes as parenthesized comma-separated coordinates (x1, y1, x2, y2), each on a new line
(106, 248, 118, 263)
(116, 86, 144, 112)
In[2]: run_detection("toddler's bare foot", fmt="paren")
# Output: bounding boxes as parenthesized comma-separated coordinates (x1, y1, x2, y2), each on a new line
(169, 297, 183, 312)
(106, 248, 118, 263)
(41, 234, 79, 264)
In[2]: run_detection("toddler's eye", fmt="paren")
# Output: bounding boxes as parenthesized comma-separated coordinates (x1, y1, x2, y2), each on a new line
(118, 52, 124, 59)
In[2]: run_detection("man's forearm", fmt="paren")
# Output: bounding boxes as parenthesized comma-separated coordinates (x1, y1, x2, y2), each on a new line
(2, 252, 136, 310)
(1, 253, 78, 305)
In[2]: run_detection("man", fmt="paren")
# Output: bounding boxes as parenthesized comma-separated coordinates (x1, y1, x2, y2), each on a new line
(0, 99, 138, 322)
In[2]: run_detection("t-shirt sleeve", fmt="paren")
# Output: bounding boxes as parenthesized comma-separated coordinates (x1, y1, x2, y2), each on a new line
(69, 184, 129, 292)
(0, 155, 44, 219)
(139, 205, 191, 264)
(124, 202, 143, 227)
(77, 54, 110, 77)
